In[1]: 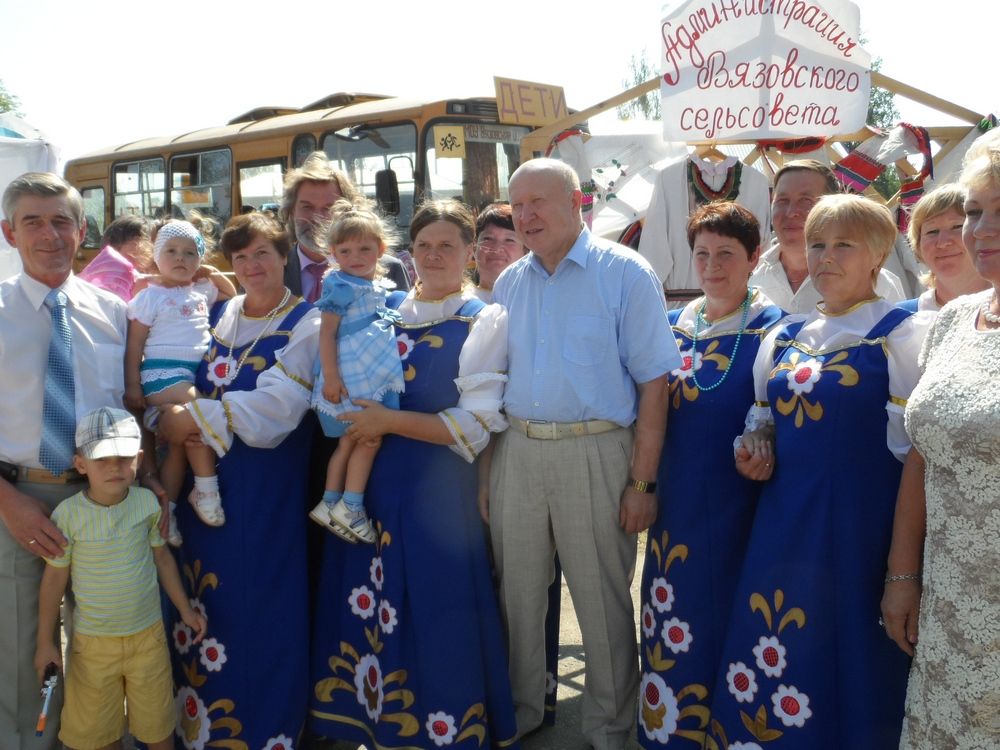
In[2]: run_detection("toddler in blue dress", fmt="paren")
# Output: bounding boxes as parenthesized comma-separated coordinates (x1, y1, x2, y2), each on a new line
(309, 202, 404, 543)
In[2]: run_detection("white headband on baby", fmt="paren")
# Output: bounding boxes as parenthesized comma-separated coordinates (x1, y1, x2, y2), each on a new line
(153, 221, 205, 265)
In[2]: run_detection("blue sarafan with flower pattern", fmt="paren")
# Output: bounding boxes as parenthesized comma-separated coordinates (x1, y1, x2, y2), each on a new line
(171, 297, 316, 750)
(704, 307, 914, 750)
(639, 298, 783, 748)
(308, 296, 520, 749)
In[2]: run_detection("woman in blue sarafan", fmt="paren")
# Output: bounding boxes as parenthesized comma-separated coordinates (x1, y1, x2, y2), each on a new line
(158, 212, 321, 749)
(308, 200, 520, 749)
(637, 203, 784, 747)
(704, 195, 931, 750)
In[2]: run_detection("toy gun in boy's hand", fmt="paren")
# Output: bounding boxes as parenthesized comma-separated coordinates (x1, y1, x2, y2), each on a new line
(35, 663, 58, 737)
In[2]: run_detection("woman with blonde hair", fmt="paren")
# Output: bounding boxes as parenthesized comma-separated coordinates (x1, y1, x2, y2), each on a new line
(705, 195, 931, 750)
(899, 184, 988, 312)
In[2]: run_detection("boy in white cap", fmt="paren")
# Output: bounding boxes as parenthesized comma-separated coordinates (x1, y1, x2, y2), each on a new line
(33, 407, 207, 750)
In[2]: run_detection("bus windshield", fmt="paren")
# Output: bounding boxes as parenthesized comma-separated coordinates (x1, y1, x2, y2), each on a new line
(424, 122, 530, 210)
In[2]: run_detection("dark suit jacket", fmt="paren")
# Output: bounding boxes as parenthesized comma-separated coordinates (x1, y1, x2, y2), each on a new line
(285, 245, 411, 296)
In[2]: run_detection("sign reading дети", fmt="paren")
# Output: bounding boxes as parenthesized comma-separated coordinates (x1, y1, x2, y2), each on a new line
(494, 77, 568, 127)
(660, 0, 871, 141)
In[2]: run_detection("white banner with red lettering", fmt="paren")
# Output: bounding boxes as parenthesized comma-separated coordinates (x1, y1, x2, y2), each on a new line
(660, 0, 871, 141)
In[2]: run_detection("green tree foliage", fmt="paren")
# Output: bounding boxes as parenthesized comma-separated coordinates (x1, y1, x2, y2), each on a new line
(617, 51, 661, 121)
(0, 79, 23, 116)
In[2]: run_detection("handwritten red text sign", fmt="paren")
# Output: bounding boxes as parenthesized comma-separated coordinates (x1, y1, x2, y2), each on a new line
(660, 0, 871, 140)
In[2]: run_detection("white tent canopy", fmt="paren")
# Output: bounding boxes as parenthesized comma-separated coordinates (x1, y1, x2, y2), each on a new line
(0, 113, 60, 280)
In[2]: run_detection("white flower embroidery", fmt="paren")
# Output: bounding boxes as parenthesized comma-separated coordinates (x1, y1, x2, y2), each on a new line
(640, 603, 657, 639)
(198, 638, 227, 673)
(378, 600, 398, 634)
(649, 577, 674, 613)
(752, 635, 787, 678)
(396, 333, 416, 361)
(205, 356, 235, 388)
(785, 357, 823, 395)
(354, 654, 384, 721)
(545, 671, 557, 695)
(262, 735, 295, 750)
(369, 556, 384, 591)
(348, 586, 377, 619)
(638, 672, 680, 743)
(175, 686, 210, 750)
(173, 621, 194, 655)
(771, 684, 812, 727)
(661, 617, 693, 654)
(671, 348, 702, 380)
(425, 711, 458, 746)
(726, 662, 758, 703)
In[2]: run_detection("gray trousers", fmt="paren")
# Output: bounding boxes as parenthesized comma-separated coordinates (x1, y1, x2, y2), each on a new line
(0, 481, 78, 750)
(490, 426, 639, 750)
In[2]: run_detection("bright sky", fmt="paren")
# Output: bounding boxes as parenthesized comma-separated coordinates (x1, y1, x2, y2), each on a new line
(0, 0, 993, 164)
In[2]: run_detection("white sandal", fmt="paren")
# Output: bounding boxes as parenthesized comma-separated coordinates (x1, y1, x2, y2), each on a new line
(189, 488, 225, 527)
(328, 500, 376, 544)
(308, 500, 357, 543)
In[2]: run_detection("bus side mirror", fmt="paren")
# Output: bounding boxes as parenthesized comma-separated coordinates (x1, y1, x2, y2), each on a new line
(375, 169, 400, 216)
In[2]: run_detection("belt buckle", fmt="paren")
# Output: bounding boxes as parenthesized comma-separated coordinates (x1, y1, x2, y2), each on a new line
(525, 419, 556, 440)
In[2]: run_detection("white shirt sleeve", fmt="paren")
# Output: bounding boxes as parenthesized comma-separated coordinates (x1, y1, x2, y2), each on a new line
(438, 303, 509, 463)
(885, 310, 933, 461)
(126, 287, 158, 326)
(188, 309, 321, 455)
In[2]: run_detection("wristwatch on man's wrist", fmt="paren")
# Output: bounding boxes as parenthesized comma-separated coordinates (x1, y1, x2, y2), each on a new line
(627, 477, 657, 494)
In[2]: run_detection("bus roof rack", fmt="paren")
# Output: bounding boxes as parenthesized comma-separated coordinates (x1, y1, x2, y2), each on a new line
(300, 92, 392, 113)
(227, 107, 300, 125)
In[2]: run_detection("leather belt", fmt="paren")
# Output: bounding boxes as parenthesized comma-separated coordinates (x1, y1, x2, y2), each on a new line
(0, 460, 84, 485)
(508, 417, 620, 441)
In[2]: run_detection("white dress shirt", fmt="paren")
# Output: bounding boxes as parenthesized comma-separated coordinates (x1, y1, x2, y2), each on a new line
(750, 240, 906, 314)
(0, 274, 127, 467)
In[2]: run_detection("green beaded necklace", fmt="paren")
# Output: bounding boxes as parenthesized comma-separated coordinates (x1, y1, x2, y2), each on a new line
(691, 287, 751, 391)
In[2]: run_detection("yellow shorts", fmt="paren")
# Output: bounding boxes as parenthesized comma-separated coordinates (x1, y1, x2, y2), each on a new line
(60, 620, 175, 749)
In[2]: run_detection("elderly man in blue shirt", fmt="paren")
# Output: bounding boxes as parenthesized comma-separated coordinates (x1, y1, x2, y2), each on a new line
(489, 158, 681, 750)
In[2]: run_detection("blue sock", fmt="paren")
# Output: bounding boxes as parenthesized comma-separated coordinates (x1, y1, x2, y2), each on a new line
(322, 490, 342, 507)
(342, 491, 365, 513)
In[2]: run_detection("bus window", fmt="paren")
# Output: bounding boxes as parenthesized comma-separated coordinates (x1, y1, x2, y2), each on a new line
(292, 134, 317, 168)
(321, 123, 417, 228)
(238, 160, 285, 212)
(81, 187, 105, 248)
(424, 122, 529, 210)
(113, 158, 166, 219)
(170, 149, 232, 224)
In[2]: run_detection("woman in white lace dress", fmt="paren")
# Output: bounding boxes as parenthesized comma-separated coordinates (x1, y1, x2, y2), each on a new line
(882, 144, 1000, 749)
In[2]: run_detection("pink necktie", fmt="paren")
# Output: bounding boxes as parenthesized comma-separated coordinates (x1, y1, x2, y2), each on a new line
(305, 262, 327, 303)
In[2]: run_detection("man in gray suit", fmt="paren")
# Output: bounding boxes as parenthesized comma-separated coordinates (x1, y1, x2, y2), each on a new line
(280, 151, 410, 299)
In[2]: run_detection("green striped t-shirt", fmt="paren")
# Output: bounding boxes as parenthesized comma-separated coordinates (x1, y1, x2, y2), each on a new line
(47, 487, 164, 636)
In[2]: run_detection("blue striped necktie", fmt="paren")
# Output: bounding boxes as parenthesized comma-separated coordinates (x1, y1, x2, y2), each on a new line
(39, 289, 76, 474)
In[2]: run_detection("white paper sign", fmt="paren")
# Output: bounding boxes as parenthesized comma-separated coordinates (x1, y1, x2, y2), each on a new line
(660, 0, 871, 141)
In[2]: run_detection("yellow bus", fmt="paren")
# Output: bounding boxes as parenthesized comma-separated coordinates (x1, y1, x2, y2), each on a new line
(64, 92, 534, 264)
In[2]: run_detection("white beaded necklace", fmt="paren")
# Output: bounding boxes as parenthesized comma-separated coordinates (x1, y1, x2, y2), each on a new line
(982, 292, 1000, 325)
(220, 288, 291, 386)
